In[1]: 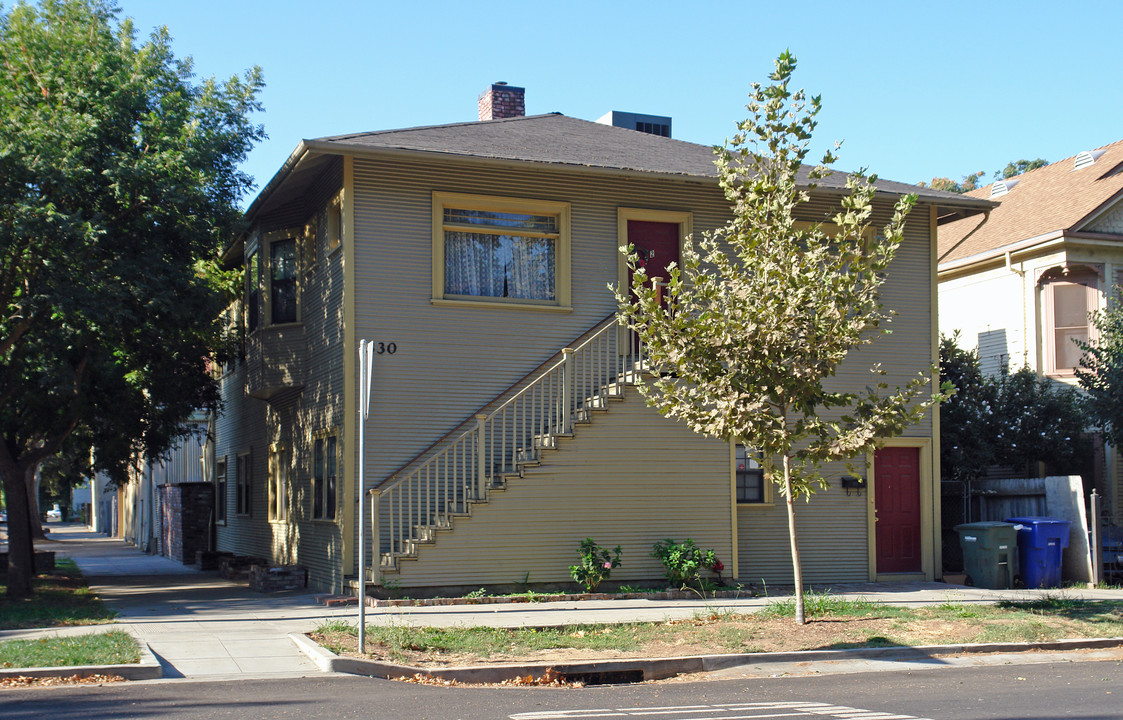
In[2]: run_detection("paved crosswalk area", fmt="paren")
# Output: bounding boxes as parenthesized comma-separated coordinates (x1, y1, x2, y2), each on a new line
(510, 702, 929, 720)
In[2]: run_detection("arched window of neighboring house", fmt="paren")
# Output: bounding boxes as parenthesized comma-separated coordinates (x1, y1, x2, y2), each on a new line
(1040, 266, 1099, 376)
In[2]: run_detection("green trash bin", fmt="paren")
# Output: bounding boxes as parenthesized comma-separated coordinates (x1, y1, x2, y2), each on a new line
(953, 521, 1019, 589)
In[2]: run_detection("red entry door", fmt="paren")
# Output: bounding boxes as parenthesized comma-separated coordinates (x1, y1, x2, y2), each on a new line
(874, 446, 922, 574)
(627, 220, 680, 296)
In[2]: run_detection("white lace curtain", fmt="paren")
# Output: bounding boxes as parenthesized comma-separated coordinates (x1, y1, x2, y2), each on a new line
(445, 231, 555, 300)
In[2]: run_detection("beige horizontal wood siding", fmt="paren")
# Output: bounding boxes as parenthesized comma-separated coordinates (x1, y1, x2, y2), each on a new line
(737, 456, 870, 584)
(393, 391, 731, 587)
(215, 163, 346, 593)
(349, 158, 938, 584)
(351, 157, 728, 493)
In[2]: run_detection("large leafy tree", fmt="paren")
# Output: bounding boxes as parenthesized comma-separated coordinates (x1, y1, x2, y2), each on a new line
(941, 334, 1086, 486)
(0, 0, 263, 596)
(939, 334, 997, 484)
(614, 52, 940, 624)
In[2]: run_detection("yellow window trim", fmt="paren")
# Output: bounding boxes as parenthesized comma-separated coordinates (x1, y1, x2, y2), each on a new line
(259, 229, 303, 329)
(214, 454, 228, 526)
(326, 191, 344, 257)
(310, 427, 342, 524)
(730, 442, 773, 507)
(431, 191, 571, 309)
(267, 443, 290, 524)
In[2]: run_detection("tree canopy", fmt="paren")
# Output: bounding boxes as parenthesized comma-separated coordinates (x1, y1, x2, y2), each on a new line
(918, 158, 1050, 194)
(614, 51, 939, 623)
(0, 0, 263, 595)
(941, 334, 1086, 485)
(999, 158, 1048, 180)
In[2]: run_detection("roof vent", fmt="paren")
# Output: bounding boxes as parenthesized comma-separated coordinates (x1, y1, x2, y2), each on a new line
(1074, 149, 1106, 171)
(989, 179, 1020, 198)
(596, 110, 672, 138)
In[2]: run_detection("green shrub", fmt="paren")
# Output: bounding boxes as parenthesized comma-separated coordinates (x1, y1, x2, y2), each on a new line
(651, 538, 720, 589)
(569, 538, 622, 592)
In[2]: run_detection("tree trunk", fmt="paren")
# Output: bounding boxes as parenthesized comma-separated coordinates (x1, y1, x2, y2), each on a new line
(25, 463, 45, 540)
(1, 458, 35, 597)
(783, 454, 806, 624)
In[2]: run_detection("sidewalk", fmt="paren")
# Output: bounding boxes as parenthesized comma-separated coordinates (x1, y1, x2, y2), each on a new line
(26, 524, 356, 680)
(10, 523, 1123, 682)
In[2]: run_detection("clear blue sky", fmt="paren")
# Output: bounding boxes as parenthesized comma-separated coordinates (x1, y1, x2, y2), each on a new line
(115, 0, 1123, 205)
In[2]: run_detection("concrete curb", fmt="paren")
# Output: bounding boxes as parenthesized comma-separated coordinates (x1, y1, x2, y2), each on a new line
(0, 631, 163, 681)
(290, 633, 1123, 684)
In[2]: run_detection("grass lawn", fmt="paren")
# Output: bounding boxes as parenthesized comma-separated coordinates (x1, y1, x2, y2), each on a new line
(312, 592, 1123, 667)
(0, 558, 116, 630)
(0, 631, 138, 669)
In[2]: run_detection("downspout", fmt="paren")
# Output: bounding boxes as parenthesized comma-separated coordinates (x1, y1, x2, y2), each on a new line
(1006, 250, 1028, 368)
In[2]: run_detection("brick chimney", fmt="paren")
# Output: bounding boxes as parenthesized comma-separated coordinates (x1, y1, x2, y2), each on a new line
(478, 82, 525, 121)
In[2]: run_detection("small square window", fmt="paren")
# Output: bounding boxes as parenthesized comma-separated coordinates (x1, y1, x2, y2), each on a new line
(736, 445, 765, 504)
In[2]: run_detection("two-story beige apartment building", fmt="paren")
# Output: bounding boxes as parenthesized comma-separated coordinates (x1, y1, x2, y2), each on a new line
(212, 84, 990, 593)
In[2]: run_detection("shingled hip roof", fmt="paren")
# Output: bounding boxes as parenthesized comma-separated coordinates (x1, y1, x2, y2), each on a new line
(247, 113, 988, 224)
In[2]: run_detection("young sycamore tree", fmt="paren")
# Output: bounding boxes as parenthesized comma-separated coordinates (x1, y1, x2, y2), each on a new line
(614, 52, 943, 624)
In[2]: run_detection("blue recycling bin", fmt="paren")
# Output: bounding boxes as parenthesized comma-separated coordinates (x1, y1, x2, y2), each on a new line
(1005, 516, 1071, 589)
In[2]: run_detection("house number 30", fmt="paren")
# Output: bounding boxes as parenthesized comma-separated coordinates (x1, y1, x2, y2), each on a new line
(374, 342, 397, 355)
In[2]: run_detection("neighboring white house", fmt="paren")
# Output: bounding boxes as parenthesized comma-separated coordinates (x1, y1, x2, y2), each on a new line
(938, 140, 1123, 519)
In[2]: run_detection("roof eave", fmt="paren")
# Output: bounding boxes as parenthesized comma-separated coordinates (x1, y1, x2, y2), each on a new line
(245, 140, 313, 224)
(937, 229, 1068, 276)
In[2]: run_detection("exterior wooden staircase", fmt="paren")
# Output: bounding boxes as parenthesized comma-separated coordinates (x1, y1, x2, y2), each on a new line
(367, 316, 645, 583)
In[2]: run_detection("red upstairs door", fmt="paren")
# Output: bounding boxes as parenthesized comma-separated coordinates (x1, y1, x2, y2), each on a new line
(874, 446, 923, 574)
(626, 220, 680, 299)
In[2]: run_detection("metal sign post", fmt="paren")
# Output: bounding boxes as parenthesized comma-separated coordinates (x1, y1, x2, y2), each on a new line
(357, 339, 374, 654)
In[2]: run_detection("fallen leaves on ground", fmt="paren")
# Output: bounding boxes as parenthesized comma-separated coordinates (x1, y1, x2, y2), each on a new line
(0, 673, 125, 689)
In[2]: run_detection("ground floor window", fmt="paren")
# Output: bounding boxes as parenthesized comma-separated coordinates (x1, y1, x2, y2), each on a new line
(269, 446, 289, 522)
(215, 456, 227, 523)
(312, 434, 337, 520)
(735, 445, 766, 503)
(236, 450, 252, 516)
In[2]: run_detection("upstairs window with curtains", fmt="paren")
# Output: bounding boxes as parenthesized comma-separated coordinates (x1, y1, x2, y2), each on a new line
(271, 238, 298, 324)
(433, 193, 570, 308)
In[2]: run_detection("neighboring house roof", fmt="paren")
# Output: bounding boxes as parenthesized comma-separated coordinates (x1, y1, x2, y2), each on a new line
(938, 139, 1123, 268)
(247, 113, 989, 224)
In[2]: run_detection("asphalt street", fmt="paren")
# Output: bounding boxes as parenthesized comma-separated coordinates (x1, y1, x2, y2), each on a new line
(2, 658, 1120, 719)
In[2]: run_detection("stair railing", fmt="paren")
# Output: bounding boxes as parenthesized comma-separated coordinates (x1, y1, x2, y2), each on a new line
(368, 318, 644, 583)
